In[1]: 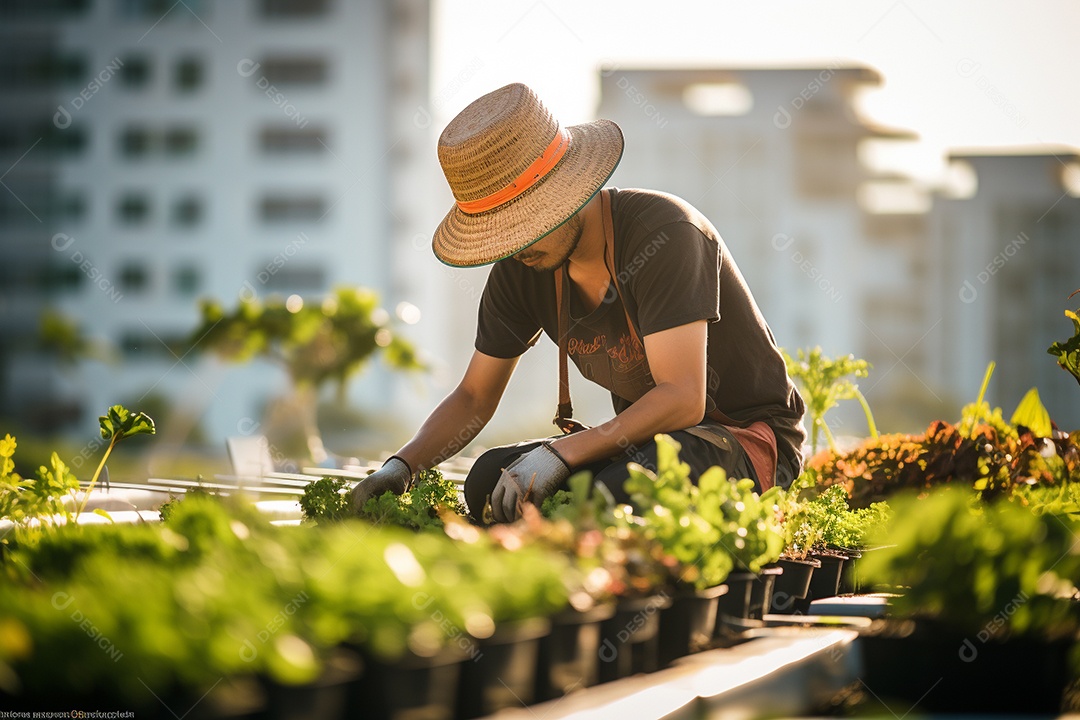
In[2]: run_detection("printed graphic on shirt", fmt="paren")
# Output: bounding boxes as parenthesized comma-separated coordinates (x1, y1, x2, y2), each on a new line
(568, 329, 655, 404)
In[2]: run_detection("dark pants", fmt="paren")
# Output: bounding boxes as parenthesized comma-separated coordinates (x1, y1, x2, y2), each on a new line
(463, 427, 757, 524)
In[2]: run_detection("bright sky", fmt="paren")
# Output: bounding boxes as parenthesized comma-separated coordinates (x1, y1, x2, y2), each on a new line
(432, 0, 1080, 183)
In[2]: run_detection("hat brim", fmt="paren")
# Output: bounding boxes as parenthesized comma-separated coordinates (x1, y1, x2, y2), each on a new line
(432, 119, 624, 268)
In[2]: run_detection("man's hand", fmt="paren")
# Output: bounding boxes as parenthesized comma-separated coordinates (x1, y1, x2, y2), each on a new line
(490, 442, 571, 523)
(349, 457, 411, 514)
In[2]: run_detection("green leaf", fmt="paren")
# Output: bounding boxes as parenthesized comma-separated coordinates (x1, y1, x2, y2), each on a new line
(93, 508, 114, 523)
(99, 405, 156, 441)
(1010, 387, 1052, 438)
(1047, 308, 1080, 387)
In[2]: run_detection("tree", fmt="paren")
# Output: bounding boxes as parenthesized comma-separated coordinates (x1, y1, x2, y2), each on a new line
(188, 287, 422, 463)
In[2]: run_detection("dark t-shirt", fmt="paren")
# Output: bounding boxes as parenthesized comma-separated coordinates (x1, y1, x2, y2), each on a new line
(475, 188, 806, 478)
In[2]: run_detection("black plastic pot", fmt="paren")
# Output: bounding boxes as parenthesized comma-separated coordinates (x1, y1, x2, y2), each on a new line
(347, 644, 465, 720)
(534, 603, 616, 702)
(859, 619, 1072, 714)
(657, 584, 728, 668)
(456, 617, 550, 720)
(767, 557, 820, 614)
(263, 648, 363, 720)
(839, 545, 896, 595)
(597, 594, 672, 684)
(713, 572, 754, 629)
(806, 552, 849, 601)
(749, 566, 784, 619)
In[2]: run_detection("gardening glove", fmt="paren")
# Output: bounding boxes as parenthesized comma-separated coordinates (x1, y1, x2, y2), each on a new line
(490, 442, 571, 524)
(349, 457, 411, 514)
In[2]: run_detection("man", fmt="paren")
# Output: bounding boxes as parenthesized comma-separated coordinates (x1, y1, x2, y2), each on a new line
(351, 83, 805, 524)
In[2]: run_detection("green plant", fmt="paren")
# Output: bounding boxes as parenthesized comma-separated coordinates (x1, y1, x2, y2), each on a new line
(0, 407, 153, 534)
(701, 473, 785, 573)
(0, 435, 81, 533)
(1, 496, 323, 705)
(37, 309, 114, 367)
(779, 481, 890, 553)
(782, 347, 877, 455)
(623, 435, 783, 588)
(299, 476, 350, 524)
(624, 436, 730, 590)
(75, 405, 155, 519)
(505, 473, 672, 604)
(190, 288, 421, 463)
(1, 492, 572, 705)
(1047, 289, 1080, 388)
(810, 377, 1078, 507)
(958, 362, 1014, 440)
(859, 487, 1080, 639)
(357, 468, 465, 531)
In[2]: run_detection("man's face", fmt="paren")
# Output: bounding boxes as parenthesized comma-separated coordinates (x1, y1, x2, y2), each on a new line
(512, 210, 584, 272)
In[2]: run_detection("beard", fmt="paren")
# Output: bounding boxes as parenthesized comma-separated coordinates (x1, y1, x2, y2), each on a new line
(515, 213, 585, 272)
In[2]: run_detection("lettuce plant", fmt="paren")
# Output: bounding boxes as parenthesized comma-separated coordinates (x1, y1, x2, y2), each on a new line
(624, 435, 783, 588)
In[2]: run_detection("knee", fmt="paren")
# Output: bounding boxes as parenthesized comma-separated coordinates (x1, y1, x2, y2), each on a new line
(463, 453, 502, 522)
(464, 444, 537, 522)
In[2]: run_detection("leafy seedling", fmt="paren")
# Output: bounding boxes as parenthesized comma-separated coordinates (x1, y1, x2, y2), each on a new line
(299, 476, 351, 524)
(782, 347, 878, 454)
(1047, 290, 1080, 389)
(75, 405, 156, 519)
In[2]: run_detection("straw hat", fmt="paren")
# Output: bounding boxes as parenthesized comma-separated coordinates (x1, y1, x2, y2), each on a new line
(432, 83, 624, 267)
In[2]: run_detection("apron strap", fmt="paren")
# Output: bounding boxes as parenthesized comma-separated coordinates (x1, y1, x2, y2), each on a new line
(553, 264, 577, 433)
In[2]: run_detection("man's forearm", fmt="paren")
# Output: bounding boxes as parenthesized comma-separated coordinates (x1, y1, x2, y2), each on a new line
(393, 387, 495, 472)
(550, 382, 703, 468)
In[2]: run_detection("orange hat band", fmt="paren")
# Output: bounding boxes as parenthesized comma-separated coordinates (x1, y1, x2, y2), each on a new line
(456, 127, 571, 215)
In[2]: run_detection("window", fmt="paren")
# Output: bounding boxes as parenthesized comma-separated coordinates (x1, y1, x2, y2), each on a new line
(262, 266, 325, 292)
(260, 57, 327, 85)
(0, 0, 91, 18)
(259, 195, 326, 222)
(117, 193, 150, 224)
(172, 195, 202, 226)
(174, 56, 203, 92)
(0, 188, 85, 226)
(172, 265, 200, 295)
(0, 51, 86, 88)
(794, 133, 859, 200)
(120, 55, 151, 87)
(259, 127, 327, 154)
(39, 264, 83, 293)
(45, 193, 86, 223)
(259, 0, 329, 19)
(39, 123, 87, 155)
(119, 329, 184, 359)
(118, 263, 150, 293)
(117, 0, 202, 18)
(164, 127, 198, 155)
(120, 126, 153, 157)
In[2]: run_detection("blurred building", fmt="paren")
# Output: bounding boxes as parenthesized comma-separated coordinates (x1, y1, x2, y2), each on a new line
(930, 150, 1080, 428)
(4, 24, 1079, 454)
(599, 66, 1080, 431)
(0, 0, 457, 448)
